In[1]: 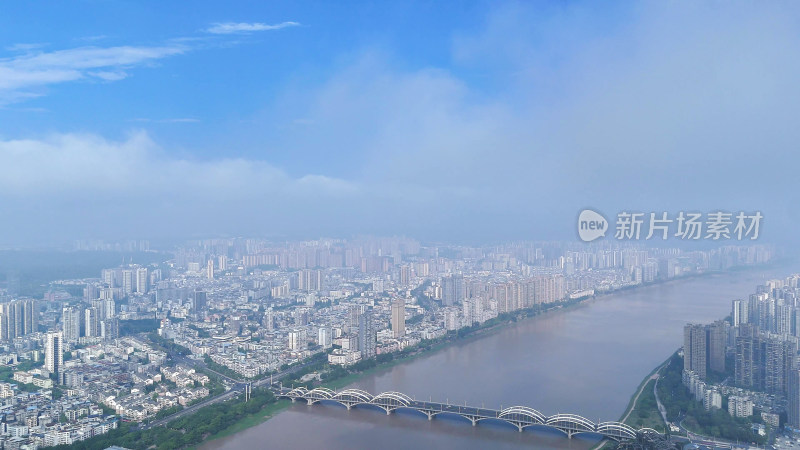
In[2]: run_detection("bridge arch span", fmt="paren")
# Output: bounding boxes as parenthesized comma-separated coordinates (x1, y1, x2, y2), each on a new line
(302, 387, 337, 405)
(498, 406, 547, 425)
(332, 389, 374, 407)
(307, 387, 335, 398)
(281, 387, 309, 398)
(371, 392, 413, 409)
(596, 422, 637, 441)
(546, 414, 596, 434)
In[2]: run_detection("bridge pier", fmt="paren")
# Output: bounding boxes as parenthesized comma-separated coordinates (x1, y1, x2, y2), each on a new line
(417, 409, 436, 420)
(506, 421, 524, 432)
(306, 399, 314, 405)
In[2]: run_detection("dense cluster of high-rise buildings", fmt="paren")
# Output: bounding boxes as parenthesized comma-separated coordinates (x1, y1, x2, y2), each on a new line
(683, 275, 800, 430)
(0, 299, 37, 342)
(684, 321, 728, 379)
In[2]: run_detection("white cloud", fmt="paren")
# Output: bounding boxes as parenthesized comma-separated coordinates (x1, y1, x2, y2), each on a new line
(5, 43, 47, 52)
(0, 131, 360, 243)
(0, 131, 356, 197)
(0, 45, 186, 103)
(205, 21, 300, 34)
(0, 21, 300, 105)
(241, 1, 800, 243)
(87, 70, 128, 81)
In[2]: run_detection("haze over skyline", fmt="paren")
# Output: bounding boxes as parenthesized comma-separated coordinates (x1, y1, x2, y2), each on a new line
(1, 1, 799, 246)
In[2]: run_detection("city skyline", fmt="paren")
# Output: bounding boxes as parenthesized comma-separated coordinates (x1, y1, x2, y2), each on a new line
(0, 231, 787, 447)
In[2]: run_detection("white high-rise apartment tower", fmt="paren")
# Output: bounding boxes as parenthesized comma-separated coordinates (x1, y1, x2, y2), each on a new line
(45, 331, 63, 376)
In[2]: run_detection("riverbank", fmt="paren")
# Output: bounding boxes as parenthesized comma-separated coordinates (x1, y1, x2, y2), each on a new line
(619, 358, 669, 431)
(189, 398, 292, 447)
(591, 354, 671, 450)
(194, 340, 463, 447)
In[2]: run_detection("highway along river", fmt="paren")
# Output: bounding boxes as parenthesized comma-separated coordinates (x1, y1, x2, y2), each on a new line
(202, 265, 798, 450)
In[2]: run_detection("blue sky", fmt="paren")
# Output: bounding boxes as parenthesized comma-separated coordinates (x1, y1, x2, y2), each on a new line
(0, 1, 510, 177)
(1, 1, 799, 246)
(0, 2, 483, 157)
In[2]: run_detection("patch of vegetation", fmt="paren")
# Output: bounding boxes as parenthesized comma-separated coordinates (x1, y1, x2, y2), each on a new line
(148, 333, 190, 356)
(187, 324, 210, 338)
(623, 379, 665, 431)
(119, 319, 160, 336)
(203, 355, 244, 381)
(0, 359, 44, 383)
(410, 280, 435, 310)
(47, 389, 277, 450)
(657, 353, 765, 445)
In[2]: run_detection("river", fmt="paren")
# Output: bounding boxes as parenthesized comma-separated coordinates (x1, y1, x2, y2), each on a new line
(202, 265, 798, 449)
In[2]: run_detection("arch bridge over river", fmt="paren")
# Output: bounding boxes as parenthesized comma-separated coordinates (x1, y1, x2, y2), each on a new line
(275, 386, 663, 442)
